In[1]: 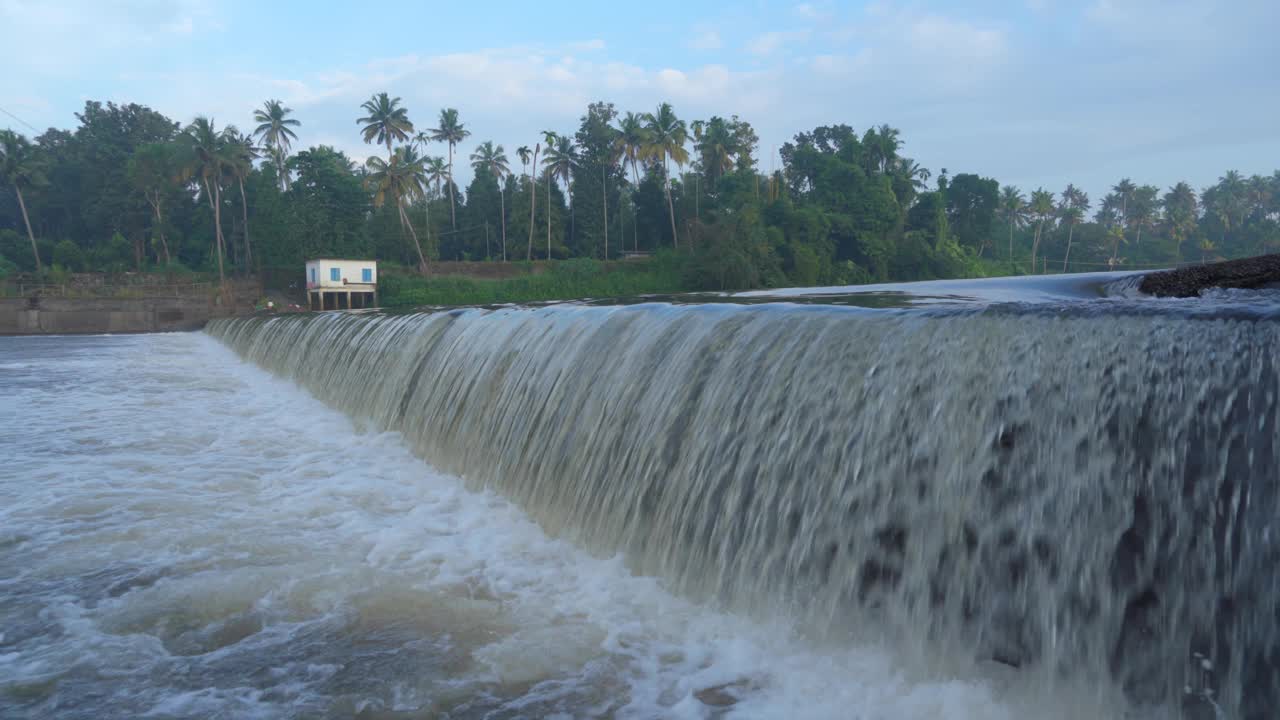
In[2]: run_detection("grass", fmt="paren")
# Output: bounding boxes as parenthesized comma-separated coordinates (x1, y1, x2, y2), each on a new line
(380, 255, 692, 307)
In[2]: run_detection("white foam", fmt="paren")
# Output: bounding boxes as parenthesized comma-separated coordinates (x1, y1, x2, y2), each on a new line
(0, 332, 1122, 718)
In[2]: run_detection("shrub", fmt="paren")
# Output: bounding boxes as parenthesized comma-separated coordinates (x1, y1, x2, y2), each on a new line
(53, 240, 86, 272)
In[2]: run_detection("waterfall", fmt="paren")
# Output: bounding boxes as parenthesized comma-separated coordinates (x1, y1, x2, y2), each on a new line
(208, 302, 1279, 718)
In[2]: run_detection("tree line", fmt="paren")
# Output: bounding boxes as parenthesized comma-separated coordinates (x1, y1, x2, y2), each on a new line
(2, 98, 1278, 293)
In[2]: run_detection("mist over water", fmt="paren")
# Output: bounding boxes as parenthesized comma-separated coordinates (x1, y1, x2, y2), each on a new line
(4, 286, 1279, 718)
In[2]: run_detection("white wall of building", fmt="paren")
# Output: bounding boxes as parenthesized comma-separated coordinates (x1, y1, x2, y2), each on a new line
(305, 259, 378, 289)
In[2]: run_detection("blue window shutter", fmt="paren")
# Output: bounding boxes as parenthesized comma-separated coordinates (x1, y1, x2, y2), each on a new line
(362, 268, 372, 283)
(330, 267, 340, 281)
(309, 268, 316, 282)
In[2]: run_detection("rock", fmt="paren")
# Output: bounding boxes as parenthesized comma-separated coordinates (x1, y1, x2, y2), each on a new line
(1138, 253, 1280, 298)
(695, 679, 751, 707)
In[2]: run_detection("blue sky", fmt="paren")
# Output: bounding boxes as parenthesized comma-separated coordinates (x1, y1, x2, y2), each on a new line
(3, 0, 1278, 203)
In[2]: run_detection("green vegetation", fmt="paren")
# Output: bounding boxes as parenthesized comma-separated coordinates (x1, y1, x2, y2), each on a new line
(380, 256, 690, 307)
(2, 99, 1279, 305)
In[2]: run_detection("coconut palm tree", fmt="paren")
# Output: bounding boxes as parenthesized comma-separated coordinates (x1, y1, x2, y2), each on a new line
(642, 102, 688, 247)
(223, 127, 258, 272)
(365, 146, 428, 273)
(1059, 184, 1089, 272)
(423, 155, 447, 198)
(527, 142, 540, 260)
(0, 130, 47, 274)
(1128, 185, 1159, 247)
(1029, 188, 1055, 272)
(516, 145, 531, 179)
(429, 108, 470, 229)
(999, 185, 1027, 262)
(471, 141, 511, 261)
(896, 158, 931, 190)
(614, 111, 649, 185)
(1162, 182, 1198, 262)
(357, 93, 414, 160)
(1208, 170, 1248, 248)
(182, 117, 230, 291)
(251, 99, 300, 190)
(541, 131, 557, 256)
(543, 134, 578, 258)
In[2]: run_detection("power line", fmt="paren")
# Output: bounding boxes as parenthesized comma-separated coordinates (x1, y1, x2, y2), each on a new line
(0, 105, 40, 133)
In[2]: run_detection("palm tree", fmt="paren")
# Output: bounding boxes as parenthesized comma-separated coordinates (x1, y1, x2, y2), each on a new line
(423, 155, 447, 198)
(541, 130, 557, 257)
(1208, 170, 1247, 248)
(471, 141, 511, 261)
(1162, 182, 1198, 262)
(183, 117, 230, 292)
(1059, 184, 1089, 272)
(0, 130, 47, 274)
(614, 111, 649, 185)
(1028, 188, 1055, 272)
(1128, 185, 1159, 247)
(252, 99, 300, 190)
(999, 185, 1027, 261)
(1112, 178, 1136, 223)
(543, 133, 579, 258)
(874, 124, 901, 174)
(642, 102, 688, 247)
(527, 142, 540, 260)
(365, 146, 428, 273)
(896, 158, 931, 190)
(357, 92, 414, 159)
(516, 145, 532, 179)
(223, 127, 258, 272)
(127, 143, 178, 265)
(429, 108, 470, 229)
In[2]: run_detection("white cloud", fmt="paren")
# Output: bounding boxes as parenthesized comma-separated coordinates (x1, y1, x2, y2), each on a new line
(569, 38, 606, 52)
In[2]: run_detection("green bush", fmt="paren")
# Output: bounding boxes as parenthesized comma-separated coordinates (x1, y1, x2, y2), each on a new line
(0, 253, 17, 279)
(93, 232, 134, 272)
(53, 240, 86, 272)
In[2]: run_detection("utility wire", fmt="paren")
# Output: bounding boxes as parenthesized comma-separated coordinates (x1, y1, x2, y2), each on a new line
(0, 105, 41, 133)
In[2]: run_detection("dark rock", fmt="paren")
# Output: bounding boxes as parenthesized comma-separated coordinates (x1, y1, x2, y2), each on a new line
(1138, 253, 1280, 298)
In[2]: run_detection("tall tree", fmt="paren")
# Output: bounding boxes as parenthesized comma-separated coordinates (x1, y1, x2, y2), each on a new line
(252, 99, 300, 190)
(429, 108, 470, 229)
(357, 93, 414, 159)
(365, 146, 428, 273)
(182, 117, 230, 291)
(1128, 184, 1159, 247)
(614, 111, 649, 185)
(1059, 184, 1089, 271)
(998, 185, 1027, 261)
(543, 134, 577, 257)
(1028, 188, 1055, 272)
(470, 141, 511, 260)
(527, 142, 540, 260)
(642, 102, 688, 247)
(126, 142, 179, 265)
(516, 145, 531, 179)
(541, 131, 557, 256)
(223, 127, 258, 272)
(0, 130, 47, 274)
(1162, 182, 1198, 262)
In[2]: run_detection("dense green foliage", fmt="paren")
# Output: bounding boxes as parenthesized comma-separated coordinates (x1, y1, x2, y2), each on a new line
(3, 99, 1279, 301)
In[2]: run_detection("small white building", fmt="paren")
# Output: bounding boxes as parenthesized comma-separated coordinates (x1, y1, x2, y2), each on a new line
(305, 258, 378, 310)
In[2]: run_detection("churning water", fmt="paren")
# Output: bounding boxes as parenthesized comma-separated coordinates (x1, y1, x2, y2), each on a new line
(3, 276, 1279, 719)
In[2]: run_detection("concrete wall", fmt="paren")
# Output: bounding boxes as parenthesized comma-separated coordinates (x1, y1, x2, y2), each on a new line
(2, 296, 220, 335)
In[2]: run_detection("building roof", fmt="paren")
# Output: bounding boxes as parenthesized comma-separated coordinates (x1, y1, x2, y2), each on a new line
(306, 258, 378, 263)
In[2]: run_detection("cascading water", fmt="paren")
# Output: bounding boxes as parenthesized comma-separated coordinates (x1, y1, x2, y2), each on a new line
(208, 299, 1280, 719)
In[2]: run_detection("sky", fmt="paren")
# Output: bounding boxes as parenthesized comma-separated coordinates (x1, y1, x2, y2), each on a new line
(2, 0, 1278, 204)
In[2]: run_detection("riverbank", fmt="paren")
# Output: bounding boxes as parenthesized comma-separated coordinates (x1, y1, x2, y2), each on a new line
(0, 278, 260, 335)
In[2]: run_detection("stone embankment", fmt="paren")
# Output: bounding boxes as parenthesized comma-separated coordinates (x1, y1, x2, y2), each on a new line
(1139, 253, 1280, 297)
(0, 279, 259, 335)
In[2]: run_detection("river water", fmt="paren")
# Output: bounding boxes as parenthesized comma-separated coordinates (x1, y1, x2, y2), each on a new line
(2, 275, 1277, 719)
